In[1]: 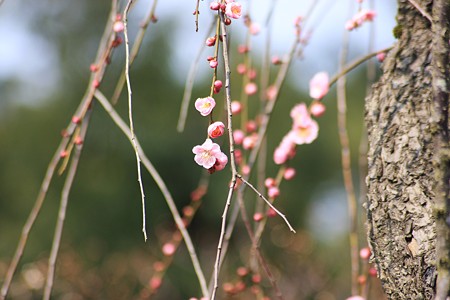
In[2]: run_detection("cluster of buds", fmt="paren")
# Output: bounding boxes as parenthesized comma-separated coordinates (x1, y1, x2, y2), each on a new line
(210, 0, 243, 21)
(192, 97, 228, 173)
(345, 9, 376, 31)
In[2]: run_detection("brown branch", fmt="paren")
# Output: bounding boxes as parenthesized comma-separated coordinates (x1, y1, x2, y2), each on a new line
(408, 0, 432, 23)
(42, 109, 92, 300)
(328, 45, 393, 89)
(123, 0, 148, 241)
(111, 0, 158, 105)
(210, 11, 240, 300)
(94, 89, 209, 297)
(337, 11, 359, 295)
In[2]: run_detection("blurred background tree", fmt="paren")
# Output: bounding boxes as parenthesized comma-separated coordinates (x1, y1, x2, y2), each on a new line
(0, 0, 396, 299)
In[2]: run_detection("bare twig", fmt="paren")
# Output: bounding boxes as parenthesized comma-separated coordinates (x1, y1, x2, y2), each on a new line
(237, 174, 295, 233)
(111, 0, 158, 105)
(210, 12, 240, 300)
(177, 20, 215, 132)
(234, 192, 284, 300)
(0, 3, 118, 297)
(408, 0, 432, 23)
(123, 0, 148, 241)
(0, 135, 71, 300)
(337, 5, 358, 294)
(328, 46, 393, 89)
(42, 109, 91, 300)
(194, 0, 200, 31)
(94, 89, 209, 298)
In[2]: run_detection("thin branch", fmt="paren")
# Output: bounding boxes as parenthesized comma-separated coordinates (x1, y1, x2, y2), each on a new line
(234, 192, 284, 300)
(408, 0, 432, 23)
(42, 109, 91, 300)
(123, 0, 148, 241)
(0, 136, 71, 300)
(337, 5, 358, 294)
(328, 46, 393, 89)
(210, 12, 240, 300)
(237, 174, 296, 233)
(194, 0, 200, 32)
(94, 89, 209, 298)
(111, 0, 158, 105)
(177, 20, 215, 132)
(0, 3, 119, 295)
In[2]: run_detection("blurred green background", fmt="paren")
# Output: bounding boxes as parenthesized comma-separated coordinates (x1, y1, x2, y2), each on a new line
(0, 0, 395, 299)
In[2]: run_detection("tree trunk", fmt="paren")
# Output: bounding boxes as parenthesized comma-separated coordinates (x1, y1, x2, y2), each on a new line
(365, 0, 449, 299)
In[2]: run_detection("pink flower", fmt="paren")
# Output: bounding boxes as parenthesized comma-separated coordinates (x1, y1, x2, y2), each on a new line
(283, 167, 296, 180)
(225, 2, 242, 19)
(214, 80, 223, 93)
(310, 101, 326, 117)
(237, 63, 246, 74)
(233, 129, 245, 144)
(243, 133, 258, 150)
(210, 2, 220, 10)
(113, 21, 124, 32)
(376, 52, 386, 62)
(253, 213, 264, 222)
(206, 36, 216, 47)
(213, 151, 228, 171)
(290, 103, 313, 128)
(309, 72, 329, 100)
(162, 243, 176, 256)
(273, 135, 296, 165)
(266, 85, 278, 101)
(192, 139, 228, 171)
(264, 178, 276, 188)
(195, 97, 216, 116)
(209, 60, 218, 68)
(208, 121, 225, 138)
(247, 68, 257, 80)
(359, 247, 371, 260)
(245, 82, 258, 95)
(345, 9, 376, 31)
(268, 186, 280, 198)
(249, 23, 260, 35)
(231, 101, 242, 114)
(288, 119, 319, 145)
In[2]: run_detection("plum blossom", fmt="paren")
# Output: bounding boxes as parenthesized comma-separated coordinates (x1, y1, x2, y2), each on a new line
(192, 138, 228, 171)
(273, 102, 319, 164)
(195, 97, 216, 116)
(208, 121, 225, 138)
(225, 2, 242, 19)
(231, 101, 242, 114)
(309, 72, 329, 100)
(233, 129, 245, 144)
(288, 119, 319, 145)
(273, 135, 296, 165)
(245, 82, 258, 95)
(345, 9, 376, 31)
(310, 101, 326, 117)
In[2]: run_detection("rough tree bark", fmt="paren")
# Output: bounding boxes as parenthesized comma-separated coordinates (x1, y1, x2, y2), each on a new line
(365, 0, 449, 299)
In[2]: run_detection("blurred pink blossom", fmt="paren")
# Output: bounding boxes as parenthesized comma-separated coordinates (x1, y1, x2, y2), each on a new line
(225, 2, 242, 19)
(309, 72, 329, 100)
(345, 9, 376, 31)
